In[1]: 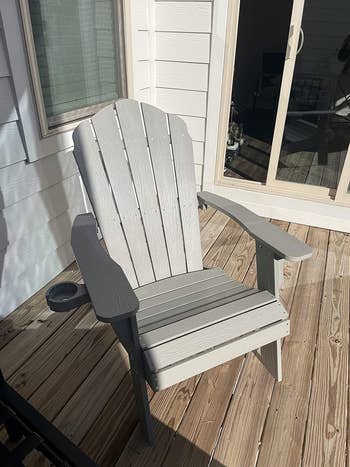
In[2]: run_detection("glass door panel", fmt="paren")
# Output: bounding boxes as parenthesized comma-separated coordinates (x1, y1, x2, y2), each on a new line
(223, 0, 293, 183)
(274, 0, 350, 190)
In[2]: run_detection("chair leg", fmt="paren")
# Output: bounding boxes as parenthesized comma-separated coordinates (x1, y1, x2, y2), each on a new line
(255, 339, 282, 381)
(130, 365, 154, 445)
(111, 318, 154, 445)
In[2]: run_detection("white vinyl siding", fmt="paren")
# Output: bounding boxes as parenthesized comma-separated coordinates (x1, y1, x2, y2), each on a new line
(154, 1, 213, 189)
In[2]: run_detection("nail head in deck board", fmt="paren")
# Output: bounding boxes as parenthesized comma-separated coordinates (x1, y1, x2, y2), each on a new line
(302, 231, 350, 467)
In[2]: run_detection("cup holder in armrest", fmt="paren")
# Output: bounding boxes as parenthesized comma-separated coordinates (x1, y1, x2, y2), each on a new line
(46, 282, 91, 312)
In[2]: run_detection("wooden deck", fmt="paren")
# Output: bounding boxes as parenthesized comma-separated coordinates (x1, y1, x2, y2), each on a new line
(1, 209, 349, 466)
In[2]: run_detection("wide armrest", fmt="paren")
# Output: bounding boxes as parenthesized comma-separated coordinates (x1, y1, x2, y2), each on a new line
(71, 214, 139, 323)
(198, 191, 312, 261)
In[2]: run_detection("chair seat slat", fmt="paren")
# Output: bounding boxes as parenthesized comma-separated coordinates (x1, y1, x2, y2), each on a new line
(143, 302, 285, 370)
(135, 268, 225, 301)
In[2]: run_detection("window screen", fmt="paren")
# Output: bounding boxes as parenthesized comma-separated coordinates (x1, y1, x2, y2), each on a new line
(28, 0, 125, 128)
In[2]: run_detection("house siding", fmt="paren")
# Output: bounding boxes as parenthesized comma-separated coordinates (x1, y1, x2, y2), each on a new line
(0, 7, 86, 317)
(154, 0, 213, 190)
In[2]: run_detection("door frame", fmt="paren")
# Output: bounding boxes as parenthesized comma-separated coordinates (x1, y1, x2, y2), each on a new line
(211, 0, 350, 206)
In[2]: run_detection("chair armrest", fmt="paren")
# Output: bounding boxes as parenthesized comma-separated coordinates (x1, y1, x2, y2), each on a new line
(198, 191, 312, 262)
(71, 214, 139, 323)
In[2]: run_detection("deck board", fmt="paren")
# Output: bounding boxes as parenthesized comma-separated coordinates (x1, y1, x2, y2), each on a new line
(256, 226, 330, 467)
(0, 211, 349, 467)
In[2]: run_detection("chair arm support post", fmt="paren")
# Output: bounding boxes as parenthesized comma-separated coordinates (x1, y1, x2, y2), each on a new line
(256, 241, 284, 298)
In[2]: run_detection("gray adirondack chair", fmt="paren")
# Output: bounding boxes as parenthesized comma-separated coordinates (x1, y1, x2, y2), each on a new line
(71, 99, 312, 444)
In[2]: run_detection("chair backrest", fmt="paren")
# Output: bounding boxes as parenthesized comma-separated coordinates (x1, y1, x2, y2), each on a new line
(72, 99, 202, 288)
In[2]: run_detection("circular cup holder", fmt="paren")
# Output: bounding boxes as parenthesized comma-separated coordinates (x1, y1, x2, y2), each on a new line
(46, 281, 90, 312)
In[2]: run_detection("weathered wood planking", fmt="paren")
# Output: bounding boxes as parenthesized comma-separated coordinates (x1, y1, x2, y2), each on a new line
(256, 227, 329, 467)
(115, 376, 201, 467)
(0, 263, 80, 351)
(302, 231, 350, 467)
(2, 214, 343, 467)
(162, 360, 244, 467)
(200, 210, 229, 257)
(204, 218, 244, 269)
(211, 221, 307, 467)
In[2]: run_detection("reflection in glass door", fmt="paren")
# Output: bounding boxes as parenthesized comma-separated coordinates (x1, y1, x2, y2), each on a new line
(223, 0, 293, 183)
(275, 0, 350, 190)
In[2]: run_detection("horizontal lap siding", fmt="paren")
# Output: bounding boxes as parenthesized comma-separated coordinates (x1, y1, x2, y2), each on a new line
(0, 158, 86, 315)
(131, 0, 152, 102)
(154, 1, 213, 189)
(0, 27, 26, 169)
(0, 10, 86, 317)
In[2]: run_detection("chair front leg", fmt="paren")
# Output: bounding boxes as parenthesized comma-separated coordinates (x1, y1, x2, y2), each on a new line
(111, 317, 154, 445)
(254, 339, 283, 381)
(255, 241, 284, 381)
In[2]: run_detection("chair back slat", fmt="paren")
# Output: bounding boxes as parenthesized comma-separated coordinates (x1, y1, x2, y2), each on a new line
(73, 99, 203, 287)
(92, 105, 155, 285)
(115, 99, 171, 281)
(73, 120, 138, 287)
(141, 103, 187, 276)
(168, 114, 203, 272)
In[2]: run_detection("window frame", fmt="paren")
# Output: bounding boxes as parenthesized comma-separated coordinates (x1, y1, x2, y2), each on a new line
(19, 0, 128, 137)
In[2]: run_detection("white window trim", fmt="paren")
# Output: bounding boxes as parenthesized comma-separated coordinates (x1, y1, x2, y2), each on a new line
(19, 0, 128, 138)
(0, 0, 133, 161)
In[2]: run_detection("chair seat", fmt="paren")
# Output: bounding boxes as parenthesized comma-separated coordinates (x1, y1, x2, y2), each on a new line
(134, 268, 289, 391)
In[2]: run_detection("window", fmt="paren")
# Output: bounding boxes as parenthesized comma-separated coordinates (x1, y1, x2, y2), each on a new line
(20, 0, 127, 135)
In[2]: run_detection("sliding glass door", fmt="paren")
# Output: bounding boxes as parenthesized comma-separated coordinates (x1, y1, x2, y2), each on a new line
(267, 0, 350, 197)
